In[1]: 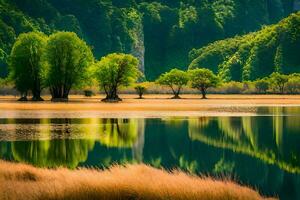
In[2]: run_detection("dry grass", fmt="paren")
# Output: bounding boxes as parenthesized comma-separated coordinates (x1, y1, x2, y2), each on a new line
(0, 161, 275, 200)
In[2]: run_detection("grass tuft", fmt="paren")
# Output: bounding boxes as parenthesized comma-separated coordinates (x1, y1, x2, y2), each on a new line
(0, 160, 275, 200)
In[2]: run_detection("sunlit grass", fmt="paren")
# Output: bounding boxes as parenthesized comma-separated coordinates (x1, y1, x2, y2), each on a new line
(0, 160, 275, 200)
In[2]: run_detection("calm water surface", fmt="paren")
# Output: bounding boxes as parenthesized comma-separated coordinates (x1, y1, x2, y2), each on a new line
(0, 106, 300, 200)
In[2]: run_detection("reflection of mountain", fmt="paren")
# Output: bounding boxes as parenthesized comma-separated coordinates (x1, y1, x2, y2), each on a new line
(188, 109, 300, 173)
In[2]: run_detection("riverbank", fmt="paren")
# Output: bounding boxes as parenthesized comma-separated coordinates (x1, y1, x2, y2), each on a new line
(0, 160, 274, 200)
(0, 94, 300, 118)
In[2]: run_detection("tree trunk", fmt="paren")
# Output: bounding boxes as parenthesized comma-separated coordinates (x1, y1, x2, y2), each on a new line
(32, 90, 44, 101)
(18, 91, 28, 101)
(138, 92, 143, 99)
(200, 87, 207, 99)
(51, 86, 69, 102)
(171, 93, 181, 99)
(102, 86, 122, 102)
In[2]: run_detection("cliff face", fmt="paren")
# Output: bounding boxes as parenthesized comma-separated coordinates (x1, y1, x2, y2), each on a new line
(0, 0, 297, 79)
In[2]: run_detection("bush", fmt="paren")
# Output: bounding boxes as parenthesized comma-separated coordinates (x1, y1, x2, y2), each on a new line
(286, 77, 300, 94)
(254, 78, 269, 94)
(134, 85, 147, 99)
(219, 81, 244, 94)
(84, 90, 94, 97)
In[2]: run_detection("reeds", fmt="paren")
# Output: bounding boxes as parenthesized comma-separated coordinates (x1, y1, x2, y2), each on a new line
(0, 160, 275, 200)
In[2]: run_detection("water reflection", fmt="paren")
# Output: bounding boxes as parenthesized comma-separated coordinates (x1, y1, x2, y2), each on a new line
(0, 107, 300, 199)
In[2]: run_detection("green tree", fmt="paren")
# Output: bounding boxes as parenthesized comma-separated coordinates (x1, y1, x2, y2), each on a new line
(286, 75, 300, 94)
(134, 84, 147, 99)
(188, 68, 219, 99)
(255, 78, 269, 94)
(9, 32, 47, 101)
(44, 32, 93, 101)
(95, 53, 139, 102)
(156, 69, 189, 99)
(269, 72, 288, 94)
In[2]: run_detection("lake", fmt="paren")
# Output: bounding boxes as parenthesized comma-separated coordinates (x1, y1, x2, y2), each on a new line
(0, 106, 300, 200)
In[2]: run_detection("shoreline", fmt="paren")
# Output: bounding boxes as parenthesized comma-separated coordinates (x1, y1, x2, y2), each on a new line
(0, 94, 300, 118)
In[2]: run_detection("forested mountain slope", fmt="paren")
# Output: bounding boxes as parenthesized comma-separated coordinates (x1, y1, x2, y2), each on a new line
(0, 0, 299, 79)
(189, 12, 300, 81)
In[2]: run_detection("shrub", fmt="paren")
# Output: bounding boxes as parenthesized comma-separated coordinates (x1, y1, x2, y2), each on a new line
(156, 69, 189, 99)
(134, 85, 147, 99)
(254, 78, 269, 94)
(188, 68, 219, 99)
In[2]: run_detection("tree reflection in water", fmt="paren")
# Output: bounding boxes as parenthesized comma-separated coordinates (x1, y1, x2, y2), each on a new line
(188, 107, 300, 173)
(8, 118, 145, 168)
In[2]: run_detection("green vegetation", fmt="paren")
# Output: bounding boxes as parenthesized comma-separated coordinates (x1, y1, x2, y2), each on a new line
(134, 84, 147, 99)
(269, 72, 289, 94)
(156, 69, 189, 99)
(286, 74, 300, 94)
(188, 68, 219, 99)
(44, 32, 93, 101)
(189, 12, 300, 81)
(95, 53, 139, 102)
(9, 32, 47, 101)
(254, 78, 269, 94)
(0, 0, 298, 80)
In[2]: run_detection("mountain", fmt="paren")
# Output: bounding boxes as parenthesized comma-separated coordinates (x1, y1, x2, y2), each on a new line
(189, 12, 300, 81)
(0, 0, 298, 79)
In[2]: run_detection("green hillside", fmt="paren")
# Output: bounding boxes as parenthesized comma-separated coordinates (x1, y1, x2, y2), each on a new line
(0, 0, 298, 79)
(189, 12, 300, 81)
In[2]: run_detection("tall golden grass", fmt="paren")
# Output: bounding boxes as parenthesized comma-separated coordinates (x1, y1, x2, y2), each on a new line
(0, 160, 275, 200)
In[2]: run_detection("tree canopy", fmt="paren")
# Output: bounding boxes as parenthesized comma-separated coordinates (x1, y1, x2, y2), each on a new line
(95, 53, 139, 102)
(44, 32, 93, 101)
(9, 32, 47, 101)
(189, 12, 300, 82)
(0, 0, 298, 80)
(156, 68, 189, 98)
(188, 68, 219, 99)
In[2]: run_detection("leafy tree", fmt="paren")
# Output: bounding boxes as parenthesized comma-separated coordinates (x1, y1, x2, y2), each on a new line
(286, 76, 300, 94)
(9, 32, 47, 101)
(95, 53, 139, 102)
(255, 78, 269, 94)
(156, 69, 189, 99)
(269, 72, 288, 94)
(44, 32, 93, 101)
(188, 68, 219, 99)
(134, 84, 147, 99)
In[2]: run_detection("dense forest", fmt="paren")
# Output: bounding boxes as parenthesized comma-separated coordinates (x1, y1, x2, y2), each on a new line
(0, 0, 299, 79)
(189, 12, 300, 81)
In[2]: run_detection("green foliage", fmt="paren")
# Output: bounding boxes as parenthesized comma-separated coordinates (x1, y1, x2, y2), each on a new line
(189, 12, 300, 82)
(9, 32, 47, 100)
(134, 84, 147, 99)
(255, 78, 269, 94)
(95, 53, 139, 101)
(286, 74, 300, 94)
(269, 72, 288, 94)
(0, 0, 298, 80)
(188, 68, 219, 98)
(44, 32, 93, 100)
(156, 68, 188, 98)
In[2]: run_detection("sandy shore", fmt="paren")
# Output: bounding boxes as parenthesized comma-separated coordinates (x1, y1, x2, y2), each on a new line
(0, 94, 300, 118)
(1, 94, 300, 110)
